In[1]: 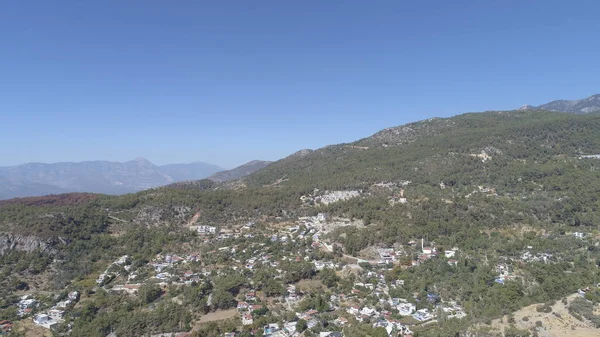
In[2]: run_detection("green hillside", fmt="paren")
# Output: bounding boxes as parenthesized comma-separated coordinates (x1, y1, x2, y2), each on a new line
(2, 110, 600, 336)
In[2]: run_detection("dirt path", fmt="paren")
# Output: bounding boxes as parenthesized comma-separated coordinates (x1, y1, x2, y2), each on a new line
(186, 211, 202, 227)
(193, 308, 238, 327)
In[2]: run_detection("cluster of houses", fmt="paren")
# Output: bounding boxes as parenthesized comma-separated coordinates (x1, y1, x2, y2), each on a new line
(14, 186, 600, 337)
(237, 321, 341, 337)
(285, 285, 302, 306)
(409, 240, 459, 267)
(23, 291, 80, 331)
(216, 222, 428, 336)
(16, 296, 37, 317)
(96, 220, 328, 303)
(195, 225, 217, 234)
(24, 209, 471, 336)
(494, 263, 516, 284)
(102, 216, 468, 336)
(520, 248, 552, 263)
(231, 224, 464, 335)
(110, 252, 208, 294)
(492, 243, 571, 286)
(238, 291, 261, 326)
(347, 277, 461, 329)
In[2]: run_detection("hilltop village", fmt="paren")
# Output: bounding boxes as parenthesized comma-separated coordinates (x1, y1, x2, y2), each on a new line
(5, 186, 600, 337)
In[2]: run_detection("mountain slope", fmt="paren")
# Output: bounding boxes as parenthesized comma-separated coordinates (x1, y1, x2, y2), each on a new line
(4, 110, 600, 257)
(0, 158, 223, 199)
(520, 93, 600, 114)
(245, 110, 600, 190)
(4, 109, 600, 336)
(207, 160, 272, 182)
(159, 162, 224, 181)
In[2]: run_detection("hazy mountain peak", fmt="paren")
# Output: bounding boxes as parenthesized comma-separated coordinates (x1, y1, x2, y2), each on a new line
(0, 159, 224, 199)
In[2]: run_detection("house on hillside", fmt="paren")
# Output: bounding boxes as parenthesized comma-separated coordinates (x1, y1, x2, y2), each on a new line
(33, 314, 58, 329)
(242, 313, 254, 325)
(445, 250, 456, 258)
(397, 303, 416, 316)
(346, 306, 360, 316)
(333, 317, 349, 326)
(196, 225, 217, 234)
(412, 308, 433, 322)
(283, 321, 298, 335)
(360, 307, 376, 316)
(48, 309, 65, 320)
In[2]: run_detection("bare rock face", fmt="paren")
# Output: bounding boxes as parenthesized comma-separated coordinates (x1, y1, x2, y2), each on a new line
(0, 234, 65, 255)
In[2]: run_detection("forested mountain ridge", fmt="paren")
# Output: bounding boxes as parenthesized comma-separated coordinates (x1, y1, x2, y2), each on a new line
(5, 110, 600, 234)
(3, 109, 600, 336)
(4, 109, 600, 249)
(245, 110, 600, 190)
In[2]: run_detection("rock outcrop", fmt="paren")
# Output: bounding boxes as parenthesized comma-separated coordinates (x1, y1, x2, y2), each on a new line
(0, 234, 66, 255)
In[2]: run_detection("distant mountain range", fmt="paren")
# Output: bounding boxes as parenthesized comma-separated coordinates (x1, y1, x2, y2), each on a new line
(0, 158, 227, 200)
(520, 93, 600, 114)
(160, 162, 225, 181)
(207, 160, 272, 182)
(3, 93, 597, 200)
(0, 158, 276, 200)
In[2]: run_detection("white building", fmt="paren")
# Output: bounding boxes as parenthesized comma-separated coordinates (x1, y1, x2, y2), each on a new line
(412, 308, 433, 322)
(196, 225, 217, 234)
(397, 303, 416, 316)
(445, 250, 456, 258)
(33, 314, 58, 329)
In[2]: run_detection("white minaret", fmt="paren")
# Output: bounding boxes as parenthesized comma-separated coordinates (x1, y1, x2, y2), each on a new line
(421, 238, 424, 250)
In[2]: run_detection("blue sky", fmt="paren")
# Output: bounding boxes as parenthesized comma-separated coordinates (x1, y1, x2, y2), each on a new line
(1, 1, 598, 168)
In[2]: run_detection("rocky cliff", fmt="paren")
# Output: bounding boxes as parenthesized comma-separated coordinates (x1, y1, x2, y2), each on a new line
(0, 234, 67, 255)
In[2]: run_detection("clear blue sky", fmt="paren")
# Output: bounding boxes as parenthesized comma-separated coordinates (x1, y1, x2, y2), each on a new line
(1, 1, 598, 168)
